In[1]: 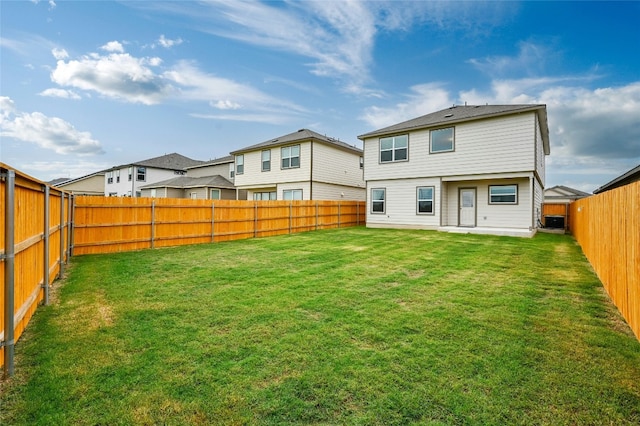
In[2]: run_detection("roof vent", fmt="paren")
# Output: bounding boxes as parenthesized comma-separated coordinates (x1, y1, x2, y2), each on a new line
(444, 113, 454, 118)
(298, 128, 305, 132)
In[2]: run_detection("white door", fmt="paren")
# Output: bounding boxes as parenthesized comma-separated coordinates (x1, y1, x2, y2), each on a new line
(459, 188, 476, 227)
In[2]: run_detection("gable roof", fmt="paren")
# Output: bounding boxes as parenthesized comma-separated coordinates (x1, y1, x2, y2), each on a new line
(107, 152, 206, 172)
(186, 155, 234, 170)
(230, 128, 362, 155)
(49, 171, 106, 187)
(593, 163, 640, 194)
(139, 175, 235, 190)
(544, 185, 591, 199)
(358, 104, 550, 155)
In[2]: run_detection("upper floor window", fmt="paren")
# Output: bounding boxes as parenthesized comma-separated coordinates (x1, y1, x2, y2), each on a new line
(417, 186, 435, 214)
(128, 167, 133, 181)
(380, 135, 408, 163)
(430, 127, 454, 153)
(360, 156, 364, 169)
(283, 189, 303, 200)
(107, 171, 113, 184)
(115, 170, 120, 183)
(262, 150, 271, 172)
(281, 145, 300, 169)
(236, 155, 244, 175)
(371, 188, 386, 213)
(136, 167, 146, 181)
(489, 184, 518, 204)
(229, 163, 235, 179)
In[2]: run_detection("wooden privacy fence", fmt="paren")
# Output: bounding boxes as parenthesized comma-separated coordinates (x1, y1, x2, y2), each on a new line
(542, 203, 571, 230)
(570, 181, 640, 340)
(1, 163, 72, 377)
(72, 197, 366, 255)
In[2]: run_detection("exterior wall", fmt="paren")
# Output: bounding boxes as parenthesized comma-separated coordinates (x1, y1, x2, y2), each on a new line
(188, 162, 233, 180)
(235, 143, 311, 188)
(363, 113, 537, 182)
(184, 187, 208, 199)
(535, 114, 546, 185)
(104, 166, 182, 196)
(166, 187, 183, 198)
(312, 182, 366, 201)
(366, 177, 441, 229)
(312, 142, 364, 188)
(444, 177, 532, 229)
(533, 178, 543, 227)
(58, 174, 104, 195)
(277, 182, 312, 200)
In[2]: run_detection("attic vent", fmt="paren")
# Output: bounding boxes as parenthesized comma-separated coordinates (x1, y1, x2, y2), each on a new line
(298, 129, 305, 132)
(271, 138, 279, 143)
(444, 113, 454, 118)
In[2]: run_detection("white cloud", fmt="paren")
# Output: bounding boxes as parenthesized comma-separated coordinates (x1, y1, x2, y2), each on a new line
(101, 41, 125, 53)
(468, 41, 553, 77)
(20, 160, 110, 182)
(51, 50, 168, 105)
(0, 97, 104, 155)
(213, 100, 242, 110)
(52, 47, 68, 59)
(39, 88, 81, 99)
(158, 35, 183, 48)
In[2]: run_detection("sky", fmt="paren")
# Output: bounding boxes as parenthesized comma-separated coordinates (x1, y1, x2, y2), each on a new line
(1, 0, 639, 193)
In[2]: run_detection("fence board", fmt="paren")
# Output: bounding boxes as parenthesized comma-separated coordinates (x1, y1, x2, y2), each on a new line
(542, 203, 570, 229)
(570, 181, 640, 340)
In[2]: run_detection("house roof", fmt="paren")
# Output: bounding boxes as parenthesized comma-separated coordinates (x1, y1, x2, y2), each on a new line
(139, 175, 235, 190)
(544, 185, 591, 199)
(48, 177, 71, 186)
(50, 171, 106, 187)
(106, 152, 206, 172)
(358, 104, 550, 155)
(593, 163, 640, 194)
(230, 128, 362, 155)
(186, 155, 234, 170)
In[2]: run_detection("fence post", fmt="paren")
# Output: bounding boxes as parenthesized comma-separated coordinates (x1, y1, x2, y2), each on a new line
(289, 202, 292, 234)
(59, 192, 65, 277)
(151, 200, 156, 249)
(316, 202, 319, 231)
(68, 195, 74, 258)
(3, 169, 16, 378)
(43, 185, 50, 305)
(338, 202, 341, 228)
(254, 203, 258, 238)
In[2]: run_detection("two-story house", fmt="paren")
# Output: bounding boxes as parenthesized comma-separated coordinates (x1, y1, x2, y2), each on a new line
(139, 156, 243, 199)
(104, 153, 204, 197)
(230, 129, 365, 201)
(358, 104, 550, 237)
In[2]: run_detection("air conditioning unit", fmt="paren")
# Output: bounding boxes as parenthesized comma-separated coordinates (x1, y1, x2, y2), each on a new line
(545, 215, 565, 229)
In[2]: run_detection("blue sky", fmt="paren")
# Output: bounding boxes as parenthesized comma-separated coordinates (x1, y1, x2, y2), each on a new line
(1, 1, 639, 193)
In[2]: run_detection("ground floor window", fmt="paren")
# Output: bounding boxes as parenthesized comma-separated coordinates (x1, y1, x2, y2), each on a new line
(489, 184, 518, 204)
(283, 189, 303, 200)
(254, 191, 277, 200)
(210, 189, 221, 200)
(371, 188, 385, 213)
(417, 186, 435, 214)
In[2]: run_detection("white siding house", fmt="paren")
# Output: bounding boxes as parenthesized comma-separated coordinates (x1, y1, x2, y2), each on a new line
(103, 153, 204, 197)
(231, 129, 365, 201)
(359, 104, 550, 237)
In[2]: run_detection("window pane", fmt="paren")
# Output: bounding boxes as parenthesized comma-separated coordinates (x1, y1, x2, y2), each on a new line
(394, 135, 408, 148)
(283, 190, 292, 200)
(418, 201, 433, 213)
(372, 189, 385, 201)
(395, 148, 407, 161)
(431, 128, 454, 152)
(291, 156, 300, 168)
(282, 158, 290, 168)
(281, 146, 290, 157)
(372, 202, 384, 212)
(262, 150, 270, 161)
(270, 192, 277, 200)
(380, 150, 392, 162)
(418, 187, 433, 199)
(291, 145, 300, 156)
(490, 185, 517, 203)
(380, 138, 393, 150)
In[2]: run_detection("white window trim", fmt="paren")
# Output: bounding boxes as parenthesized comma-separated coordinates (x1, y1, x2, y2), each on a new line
(281, 145, 300, 169)
(430, 127, 455, 153)
(489, 184, 518, 205)
(371, 188, 386, 214)
(416, 186, 435, 215)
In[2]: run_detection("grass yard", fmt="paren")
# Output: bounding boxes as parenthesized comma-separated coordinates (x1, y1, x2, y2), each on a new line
(1, 227, 639, 425)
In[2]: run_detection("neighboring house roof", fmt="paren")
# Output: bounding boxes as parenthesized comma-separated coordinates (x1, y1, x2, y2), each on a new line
(358, 104, 550, 155)
(140, 175, 235, 190)
(50, 171, 106, 187)
(230, 128, 362, 155)
(544, 185, 591, 200)
(593, 163, 640, 194)
(106, 152, 206, 172)
(186, 155, 234, 170)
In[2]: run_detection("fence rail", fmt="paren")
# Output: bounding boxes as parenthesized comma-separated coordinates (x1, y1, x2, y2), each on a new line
(1, 163, 71, 376)
(570, 181, 640, 340)
(72, 197, 365, 255)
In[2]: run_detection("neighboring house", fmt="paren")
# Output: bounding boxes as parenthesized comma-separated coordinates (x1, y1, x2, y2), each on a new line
(544, 185, 590, 204)
(140, 175, 236, 199)
(230, 128, 365, 201)
(50, 171, 106, 195)
(593, 163, 640, 194)
(103, 153, 205, 197)
(358, 104, 550, 237)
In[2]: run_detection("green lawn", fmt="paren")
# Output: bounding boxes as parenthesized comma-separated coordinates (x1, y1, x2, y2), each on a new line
(2, 228, 639, 425)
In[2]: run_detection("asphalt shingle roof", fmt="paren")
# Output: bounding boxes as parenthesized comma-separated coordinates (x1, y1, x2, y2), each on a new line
(230, 129, 362, 155)
(139, 175, 235, 190)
